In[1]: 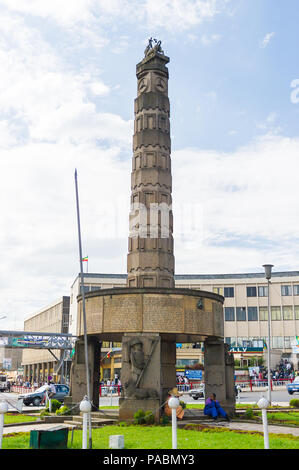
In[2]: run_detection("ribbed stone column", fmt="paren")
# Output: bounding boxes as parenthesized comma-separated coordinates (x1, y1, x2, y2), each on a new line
(127, 46, 174, 288)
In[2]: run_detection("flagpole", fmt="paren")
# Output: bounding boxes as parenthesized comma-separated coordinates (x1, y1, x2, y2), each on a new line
(74, 169, 92, 449)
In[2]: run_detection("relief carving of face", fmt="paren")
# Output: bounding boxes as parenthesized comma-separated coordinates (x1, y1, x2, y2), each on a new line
(138, 77, 148, 94)
(155, 76, 166, 92)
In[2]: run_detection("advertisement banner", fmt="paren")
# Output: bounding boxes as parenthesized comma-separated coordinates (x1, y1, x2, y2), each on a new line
(185, 370, 202, 380)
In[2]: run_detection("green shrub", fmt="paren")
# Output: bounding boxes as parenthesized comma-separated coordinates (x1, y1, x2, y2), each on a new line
(244, 407, 254, 419)
(40, 410, 50, 417)
(144, 411, 155, 425)
(133, 409, 146, 425)
(56, 405, 71, 416)
(45, 399, 62, 413)
(289, 399, 299, 408)
(160, 415, 170, 425)
(133, 409, 155, 425)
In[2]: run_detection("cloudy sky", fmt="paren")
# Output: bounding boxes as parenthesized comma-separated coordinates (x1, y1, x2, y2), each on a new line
(0, 0, 299, 328)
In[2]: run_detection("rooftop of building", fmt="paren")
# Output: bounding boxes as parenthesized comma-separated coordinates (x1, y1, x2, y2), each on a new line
(72, 271, 299, 285)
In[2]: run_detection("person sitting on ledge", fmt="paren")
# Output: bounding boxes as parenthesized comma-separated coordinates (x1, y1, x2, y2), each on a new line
(164, 387, 185, 420)
(204, 393, 230, 421)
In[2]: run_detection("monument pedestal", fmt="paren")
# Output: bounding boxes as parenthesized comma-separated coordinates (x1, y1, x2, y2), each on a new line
(119, 333, 176, 422)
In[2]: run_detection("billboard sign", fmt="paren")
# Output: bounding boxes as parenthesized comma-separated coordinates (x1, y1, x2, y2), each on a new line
(185, 370, 202, 380)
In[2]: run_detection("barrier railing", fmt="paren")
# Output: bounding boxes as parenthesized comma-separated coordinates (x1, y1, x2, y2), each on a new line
(11, 386, 39, 394)
(235, 378, 292, 391)
(99, 385, 122, 397)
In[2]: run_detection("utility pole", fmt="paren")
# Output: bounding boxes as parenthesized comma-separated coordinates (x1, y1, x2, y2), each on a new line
(75, 169, 92, 449)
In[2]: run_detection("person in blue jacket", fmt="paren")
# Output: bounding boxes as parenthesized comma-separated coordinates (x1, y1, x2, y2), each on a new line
(204, 393, 230, 421)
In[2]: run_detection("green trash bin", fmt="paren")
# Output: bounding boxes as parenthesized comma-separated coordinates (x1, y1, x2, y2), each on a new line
(29, 425, 69, 449)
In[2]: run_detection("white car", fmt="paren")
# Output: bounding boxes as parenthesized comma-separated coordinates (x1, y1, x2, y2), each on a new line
(189, 384, 205, 400)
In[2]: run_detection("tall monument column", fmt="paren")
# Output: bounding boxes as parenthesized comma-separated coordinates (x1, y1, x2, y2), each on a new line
(127, 41, 174, 288)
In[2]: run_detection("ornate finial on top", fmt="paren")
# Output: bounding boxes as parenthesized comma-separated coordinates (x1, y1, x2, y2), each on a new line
(144, 38, 164, 57)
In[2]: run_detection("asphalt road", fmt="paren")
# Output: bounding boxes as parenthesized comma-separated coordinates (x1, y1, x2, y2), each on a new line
(2, 389, 297, 411)
(181, 389, 293, 405)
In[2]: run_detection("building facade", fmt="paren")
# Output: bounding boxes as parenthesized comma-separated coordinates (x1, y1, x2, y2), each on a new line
(22, 296, 70, 383)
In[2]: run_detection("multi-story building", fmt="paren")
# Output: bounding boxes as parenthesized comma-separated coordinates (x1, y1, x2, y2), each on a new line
(22, 296, 70, 383)
(70, 271, 299, 372)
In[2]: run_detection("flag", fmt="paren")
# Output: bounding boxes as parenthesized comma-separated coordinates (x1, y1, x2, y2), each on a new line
(82, 256, 88, 262)
(263, 340, 267, 351)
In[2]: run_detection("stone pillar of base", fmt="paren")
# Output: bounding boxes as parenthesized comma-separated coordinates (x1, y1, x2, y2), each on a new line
(204, 338, 235, 417)
(67, 336, 101, 409)
(119, 334, 176, 423)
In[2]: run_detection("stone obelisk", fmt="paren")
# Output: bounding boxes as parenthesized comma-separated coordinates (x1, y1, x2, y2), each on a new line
(127, 41, 174, 288)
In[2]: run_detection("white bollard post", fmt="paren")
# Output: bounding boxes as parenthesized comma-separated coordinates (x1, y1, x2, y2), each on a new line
(238, 388, 241, 405)
(168, 396, 180, 450)
(0, 401, 8, 449)
(262, 409, 269, 449)
(80, 396, 92, 450)
(257, 397, 270, 449)
(110, 387, 113, 406)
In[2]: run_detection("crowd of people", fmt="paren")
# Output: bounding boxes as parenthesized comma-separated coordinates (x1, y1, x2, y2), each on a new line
(100, 375, 122, 394)
(176, 375, 191, 391)
(250, 359, 296, 384)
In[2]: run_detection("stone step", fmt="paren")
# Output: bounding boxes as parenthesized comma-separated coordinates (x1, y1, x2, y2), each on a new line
(64, 420, 82, 428)
(64, 420, 113, 429)
(66, 416, 117, 427)
(182, 411, 210, 421)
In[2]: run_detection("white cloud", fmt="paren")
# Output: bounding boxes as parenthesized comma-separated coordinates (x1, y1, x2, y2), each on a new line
(201, 33, 222, 46)
(260, 32, 275, 48)
(0, 0, 229, 32)
(0, 10, 131, 148)
(172, 134, 299, 272)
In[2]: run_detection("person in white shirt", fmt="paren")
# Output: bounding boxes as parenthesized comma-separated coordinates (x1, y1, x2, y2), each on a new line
(48, 381, 56, 398)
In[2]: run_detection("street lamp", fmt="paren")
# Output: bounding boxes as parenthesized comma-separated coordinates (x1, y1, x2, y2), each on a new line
(263, 264, 274, 404)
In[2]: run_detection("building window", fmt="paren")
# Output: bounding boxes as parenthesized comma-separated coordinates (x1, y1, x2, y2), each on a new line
(224, 287, 234, 298)
(272, 337, 283, 349)
(295, 306, 299, 320)
(236, 307, 246, 321)
(284, 337, 292, 349)
(258, 286, 268, 297)
(247, 286, 257, 297)
(226, 337, 237, 347)
(259, 307, 268, 321)
(236, 337, 248, 347)
(271, 306, 282, 321)
(176, 359, 199, 367)
(224, 307, 235, 321)
(248, 306, 258, 321)
(281, 285, 292, 296)
(282, 306, 293, 320)
(294, 285, 299, 296)
(213, 287, 223, 296)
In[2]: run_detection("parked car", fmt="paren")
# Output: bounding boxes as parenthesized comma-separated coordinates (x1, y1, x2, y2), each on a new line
(19, 384, 70, 406)
(287, 376, 299, 395)
(0, 374, 8, 392)
(189, 384, 205, 400)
